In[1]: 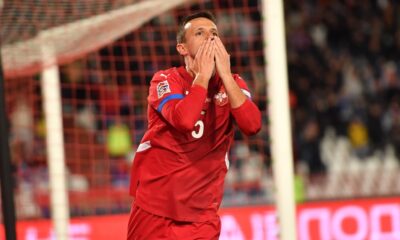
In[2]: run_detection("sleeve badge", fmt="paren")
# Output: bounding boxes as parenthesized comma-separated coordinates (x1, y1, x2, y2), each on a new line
(157, 80, 171, 98)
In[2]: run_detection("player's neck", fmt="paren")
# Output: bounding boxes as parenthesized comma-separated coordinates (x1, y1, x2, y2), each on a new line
(185, 65, 195, 78)
(184, 65, 216, 79)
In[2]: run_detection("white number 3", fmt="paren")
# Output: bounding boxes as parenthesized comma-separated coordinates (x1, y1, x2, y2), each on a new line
(191, 120, 204, 139)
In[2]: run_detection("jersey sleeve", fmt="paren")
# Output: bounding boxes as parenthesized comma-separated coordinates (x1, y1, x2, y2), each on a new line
(148, 71, 207, 132)
(231, 74, 262, 135)
(233, 74, 253, 99)
(148, 71, 185, 111)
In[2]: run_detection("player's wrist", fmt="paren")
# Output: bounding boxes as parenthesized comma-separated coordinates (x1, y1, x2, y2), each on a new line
(219, 72, 233, 82)
(193, 74, 209, 89)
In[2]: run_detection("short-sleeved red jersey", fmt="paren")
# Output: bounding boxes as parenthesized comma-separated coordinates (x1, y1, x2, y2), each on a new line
(129, 66, 260, 222)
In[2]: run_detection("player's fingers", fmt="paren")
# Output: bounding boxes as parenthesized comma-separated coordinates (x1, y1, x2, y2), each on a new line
(214, 41, 224, 59)
(207, 38, 216, 58)
(203, 37, 213, 58)
(195, 39, 207, 59)
(210, 40, 216, 59)
(203, 39, 212, 61)
(214, 39, 222, 53)
(215, 36, 223, 47)
(215, 37, 228, 54)
(210, 38, 218, 59)
(213, 40, 222, 59)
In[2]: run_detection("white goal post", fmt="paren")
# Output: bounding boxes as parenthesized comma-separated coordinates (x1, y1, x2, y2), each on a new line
(262, 0, 297, 239)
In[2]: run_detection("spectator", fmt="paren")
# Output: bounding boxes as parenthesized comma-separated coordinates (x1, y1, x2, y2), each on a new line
(299, 118, 326, 175)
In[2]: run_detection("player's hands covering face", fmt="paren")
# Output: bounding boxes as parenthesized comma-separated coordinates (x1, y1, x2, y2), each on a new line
(187, 37, 216, 81)
(214, 36, 231, 78)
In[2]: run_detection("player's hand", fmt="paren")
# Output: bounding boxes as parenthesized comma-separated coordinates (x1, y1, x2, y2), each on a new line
(187, 37, 215, 87)
(214, 36, 232, 79)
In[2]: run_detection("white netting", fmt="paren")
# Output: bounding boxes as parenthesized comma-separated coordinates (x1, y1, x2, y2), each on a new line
(1, 0, 192, 78)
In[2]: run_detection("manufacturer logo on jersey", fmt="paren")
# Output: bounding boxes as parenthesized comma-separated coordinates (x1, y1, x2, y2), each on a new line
(214, 91, 228, 106)
(157, 80, 171, 98)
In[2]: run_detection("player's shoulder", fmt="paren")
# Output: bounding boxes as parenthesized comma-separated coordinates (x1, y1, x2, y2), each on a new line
(231, 73, 242, 79)
(232, 73, 246, 83)
(231, 73, 251, 97)
(153, 67, 180, 81)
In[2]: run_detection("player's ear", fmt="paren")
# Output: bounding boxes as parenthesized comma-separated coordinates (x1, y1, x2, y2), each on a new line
(176, 43, 188, 56)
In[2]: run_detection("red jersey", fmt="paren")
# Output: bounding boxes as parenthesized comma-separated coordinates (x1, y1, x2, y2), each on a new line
(129, 66, 261, 222)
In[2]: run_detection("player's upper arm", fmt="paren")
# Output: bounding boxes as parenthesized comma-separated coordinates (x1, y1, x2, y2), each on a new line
(147, 70, 206, 132)
(230, 74, 261, 135)
(148, 71, 184, 113)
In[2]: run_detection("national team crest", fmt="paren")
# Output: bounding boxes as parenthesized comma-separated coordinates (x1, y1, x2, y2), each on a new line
(214, 91, 228, 106)
(157, 80, 171, 98)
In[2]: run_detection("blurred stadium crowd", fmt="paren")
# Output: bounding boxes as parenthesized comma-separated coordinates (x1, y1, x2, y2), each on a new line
(4, 0, 400, 220)
(287, 0, 400, 171)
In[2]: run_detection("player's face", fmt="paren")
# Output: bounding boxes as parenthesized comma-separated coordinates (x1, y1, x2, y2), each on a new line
(178, 17, 219, 58)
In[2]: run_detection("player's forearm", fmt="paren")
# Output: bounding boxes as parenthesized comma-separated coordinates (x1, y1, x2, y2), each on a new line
(192, 73, 210, 89)
(162, 85, 207, 132)
(220, 74, 247, 108)
(231, 98, 262, 136)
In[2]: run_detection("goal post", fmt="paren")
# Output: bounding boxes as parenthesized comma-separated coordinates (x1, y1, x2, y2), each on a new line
(1, 3, 17, 239)
(0, 43, 17, 240)
(40, 45, 69, 240)
(262, 0, 297, 239)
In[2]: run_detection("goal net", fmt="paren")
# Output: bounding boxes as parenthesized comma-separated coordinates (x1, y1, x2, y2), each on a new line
(2, 0, 269, 221)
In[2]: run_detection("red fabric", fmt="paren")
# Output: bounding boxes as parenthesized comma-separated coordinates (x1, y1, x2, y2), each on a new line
(161, 84, 207, 132)
(127, 202, 221, 240)
(229, 74, 261, 135)
(129, 66, 260, 222)
(147, 68, 208, 132)
(231, 98, 262, 135)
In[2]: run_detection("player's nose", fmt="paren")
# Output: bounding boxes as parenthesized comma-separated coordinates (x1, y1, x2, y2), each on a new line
(204, 32, 214, 40)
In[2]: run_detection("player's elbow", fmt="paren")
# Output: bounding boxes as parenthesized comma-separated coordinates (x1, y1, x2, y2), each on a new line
(241, 116, 262, 136)
(242, 123, 261, 136)
(249, 125, 262, 136)
(172, 114, 196, 132)
(175, 120, 195, 132)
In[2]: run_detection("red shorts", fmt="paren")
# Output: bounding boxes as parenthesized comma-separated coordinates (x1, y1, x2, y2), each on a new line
(127, 202, 221, 240)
